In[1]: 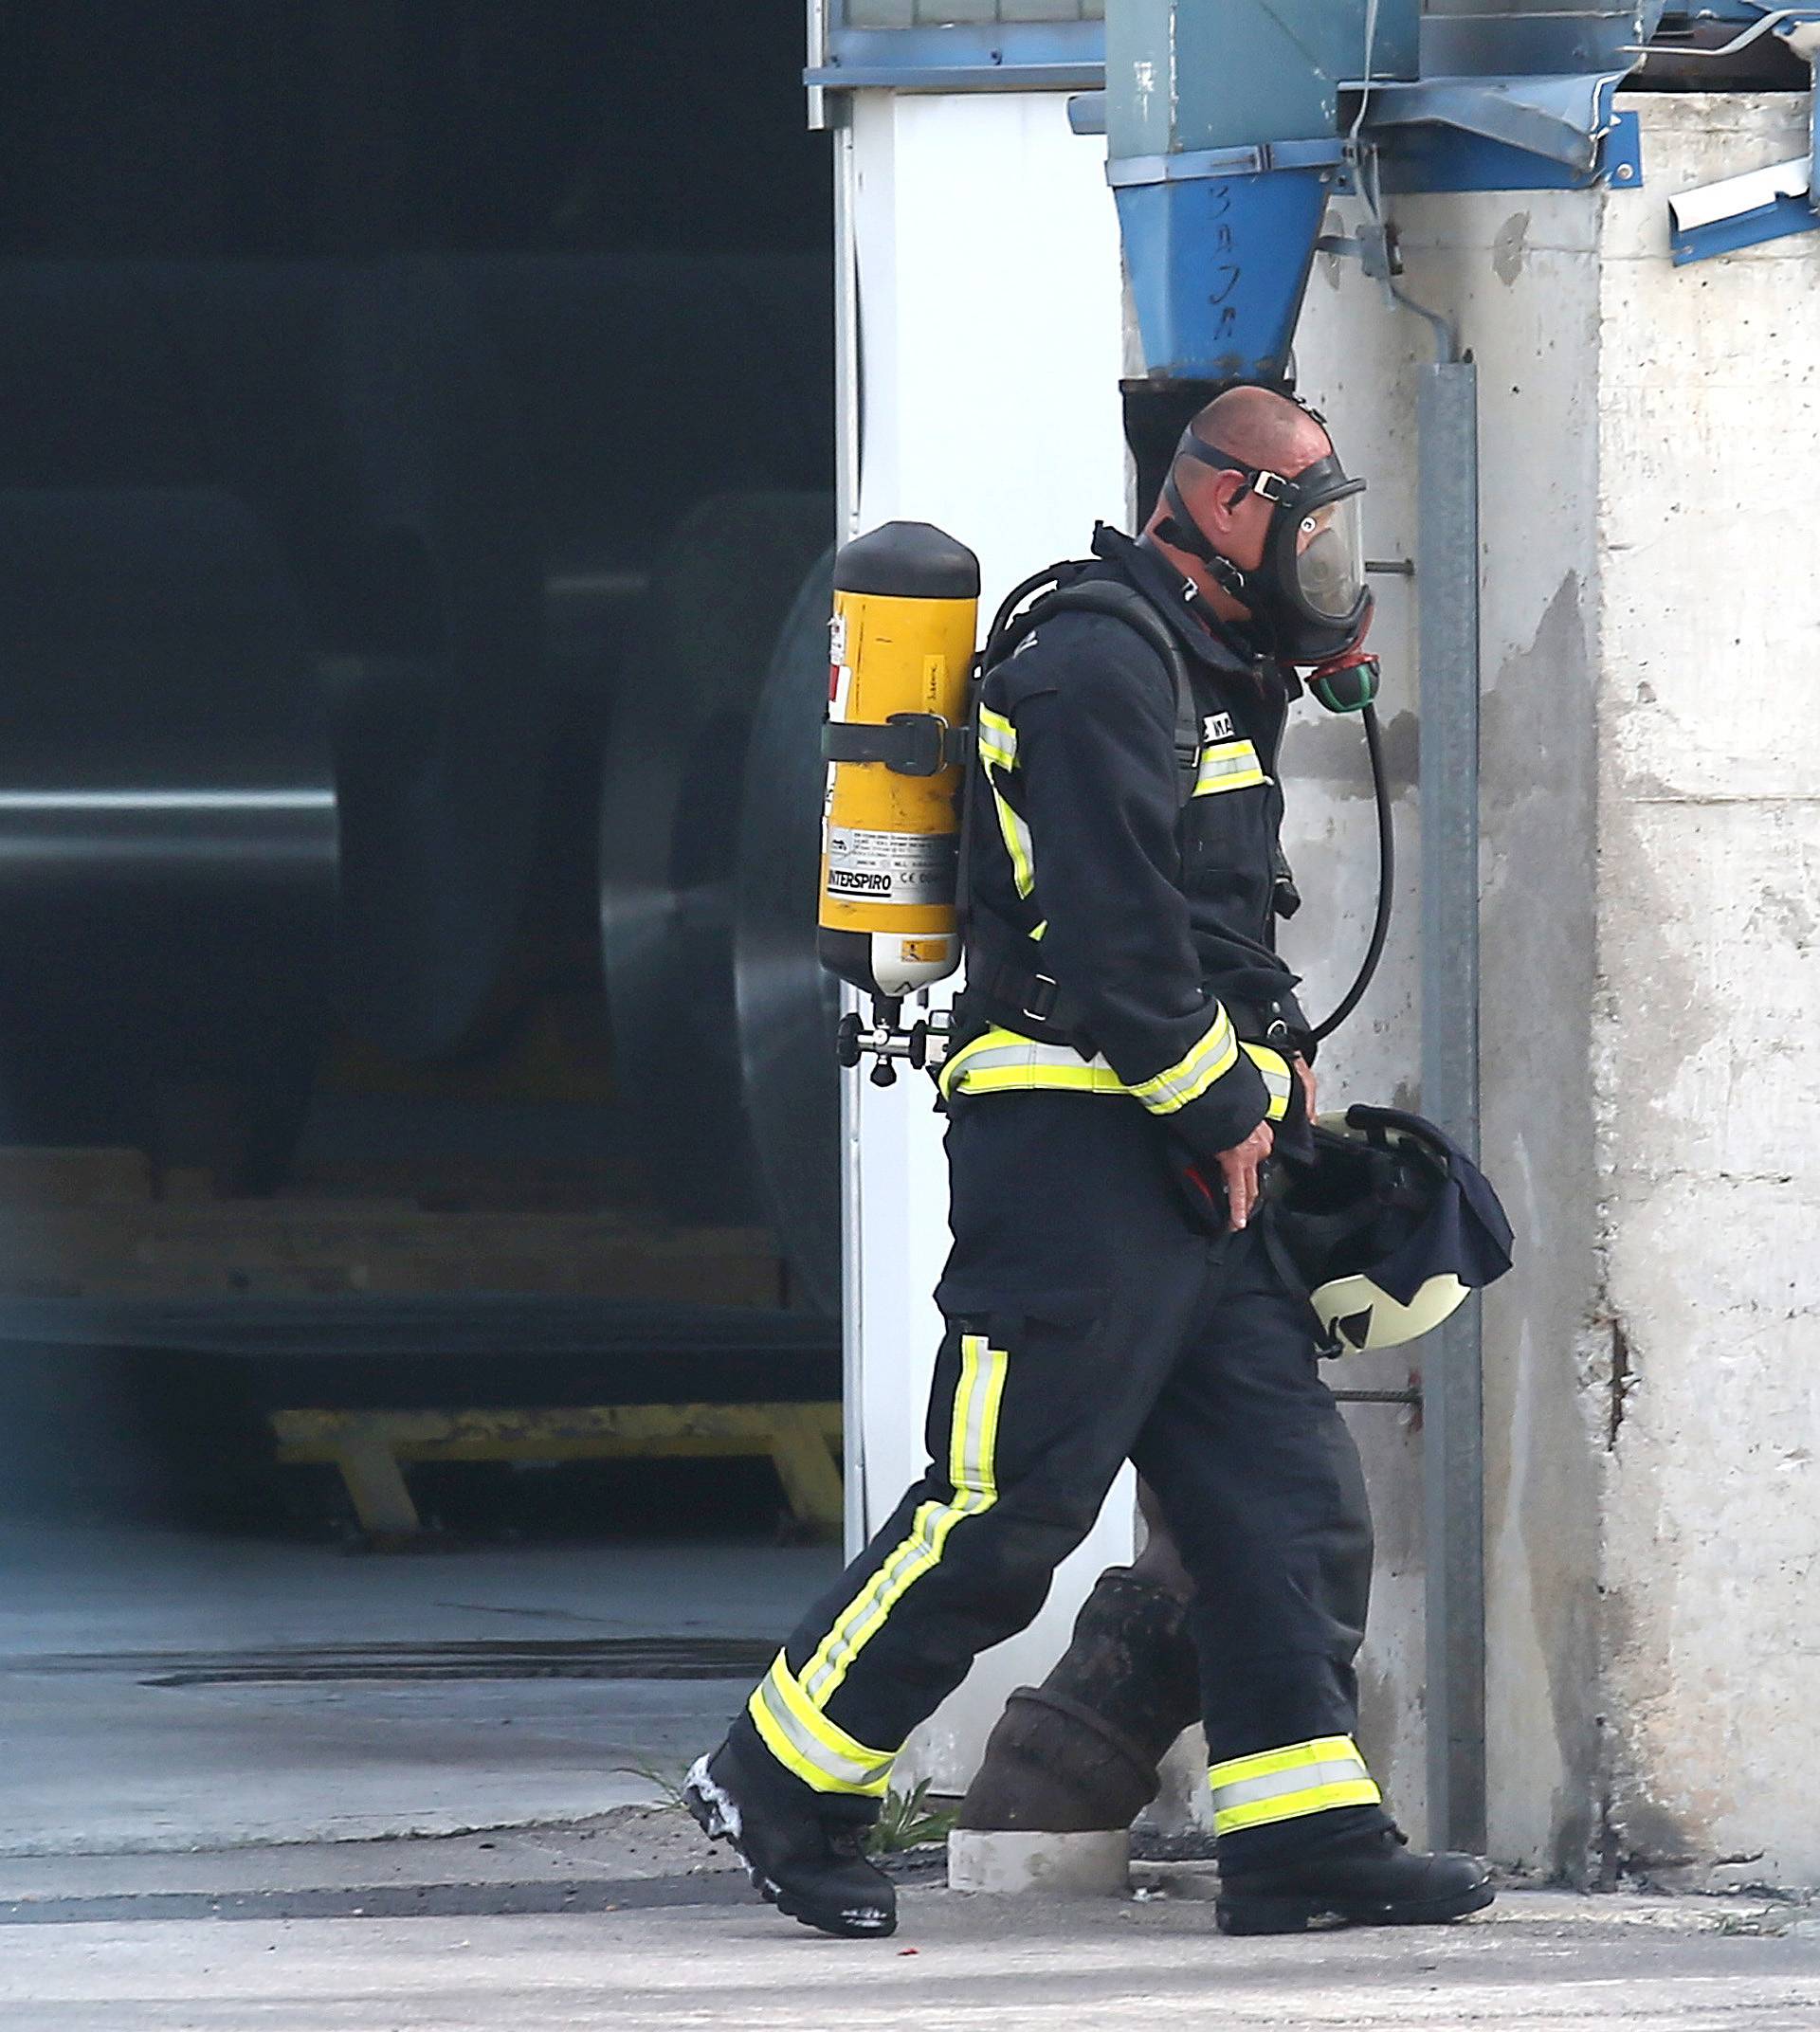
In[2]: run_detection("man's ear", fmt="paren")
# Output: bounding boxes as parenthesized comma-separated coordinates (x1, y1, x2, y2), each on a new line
(1201, 468, 1247, 530)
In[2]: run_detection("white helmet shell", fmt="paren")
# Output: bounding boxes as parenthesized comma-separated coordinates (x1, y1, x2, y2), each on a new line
(1310, 1269, 1470, 1353)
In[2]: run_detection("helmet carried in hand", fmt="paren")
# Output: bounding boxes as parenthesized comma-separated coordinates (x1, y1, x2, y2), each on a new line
(1265, 1105, 1515, 1354)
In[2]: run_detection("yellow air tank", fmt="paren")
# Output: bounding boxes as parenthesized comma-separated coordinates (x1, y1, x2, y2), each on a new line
(819, 522, 980, 1006)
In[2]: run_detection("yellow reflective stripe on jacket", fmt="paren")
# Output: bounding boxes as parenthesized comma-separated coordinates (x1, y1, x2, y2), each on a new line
(746, 1656, 894, 1798)
(1127, 1008, 1239, 1116)
(1194, 737, 1267, 797)
(976, 705, 1035, 898)
(975, 704, 1018, 773)
(1243, 1043, 1294, 1123)
(1207, 1735, 1382, 1835)
(939, 1026, 1128, 1101)
(993, 789, 1036, 898)
(942, 1024, 1291, 1126)
(795, 1334, 1008, 1712)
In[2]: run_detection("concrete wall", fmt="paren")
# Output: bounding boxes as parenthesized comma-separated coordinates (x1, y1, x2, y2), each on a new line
(1291, 174, 1611, 1873)
(1595, 96, 1820, 1891)
(1291, 94, 1820, 1883)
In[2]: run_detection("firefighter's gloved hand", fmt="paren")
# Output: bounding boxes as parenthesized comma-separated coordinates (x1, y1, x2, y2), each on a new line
(1215, 1119, 1274, 1231)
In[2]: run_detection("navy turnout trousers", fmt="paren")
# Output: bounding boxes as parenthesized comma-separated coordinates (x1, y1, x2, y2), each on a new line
(729, 1092, 1389, 1848)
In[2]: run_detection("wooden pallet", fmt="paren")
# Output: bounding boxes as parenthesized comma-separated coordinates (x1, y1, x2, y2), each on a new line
(0, 1203, 784, 1307)
(271, 1401, 844, 1543)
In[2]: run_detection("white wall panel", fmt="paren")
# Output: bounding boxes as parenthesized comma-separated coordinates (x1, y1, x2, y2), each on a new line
(844, 88, 1136, 1793)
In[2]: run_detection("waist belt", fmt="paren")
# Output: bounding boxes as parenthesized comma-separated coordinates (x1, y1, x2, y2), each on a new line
(959, 910, 1297, 1059)
(960, 914, 1097, 1049)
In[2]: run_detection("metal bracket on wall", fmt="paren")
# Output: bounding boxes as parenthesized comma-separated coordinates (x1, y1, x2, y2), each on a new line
(1071, 81, 1643, 197)
(1671, 153, 1820, 259)
(806, 17, 1105, 94)
(1665, 14, 1820, 261)
(1352, 77, 1644, 194)
(1317, 221, 1402, 284)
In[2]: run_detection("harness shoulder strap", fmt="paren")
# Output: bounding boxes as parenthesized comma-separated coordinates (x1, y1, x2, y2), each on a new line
(989, 577, 1200, 806)
(951, 570, 1203, 1053)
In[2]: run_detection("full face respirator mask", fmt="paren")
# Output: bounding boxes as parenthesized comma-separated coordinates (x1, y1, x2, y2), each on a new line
(1154, 426, 1373, 668)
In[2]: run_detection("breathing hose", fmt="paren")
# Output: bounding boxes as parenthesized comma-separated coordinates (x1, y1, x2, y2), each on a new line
(1308, 698, 1394, 1044)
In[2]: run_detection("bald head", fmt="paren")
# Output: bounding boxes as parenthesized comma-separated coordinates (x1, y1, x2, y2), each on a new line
(1185, 384, 1331, 475)
(1143, 384, 1341, 622)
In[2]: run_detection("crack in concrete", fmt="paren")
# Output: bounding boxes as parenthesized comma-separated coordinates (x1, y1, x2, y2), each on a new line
(1607, 1320, 1634, 1453)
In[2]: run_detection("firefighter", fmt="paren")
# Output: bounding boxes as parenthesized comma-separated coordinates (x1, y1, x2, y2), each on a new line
(685, 384, 1493, 1939)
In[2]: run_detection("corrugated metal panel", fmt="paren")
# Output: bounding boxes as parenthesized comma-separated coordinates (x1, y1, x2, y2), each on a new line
(845, 2, 1102, 25)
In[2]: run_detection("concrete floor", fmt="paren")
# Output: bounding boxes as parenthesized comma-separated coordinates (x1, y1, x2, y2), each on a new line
(0, 1521, 839, 1853)
(3, 1863, 1818, 2031)
(5, 1524, 1818, 2029)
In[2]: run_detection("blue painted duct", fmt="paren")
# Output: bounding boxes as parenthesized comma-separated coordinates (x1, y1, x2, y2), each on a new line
(1106, 1, 1418, 385)
(1105, 0, 1680, 384)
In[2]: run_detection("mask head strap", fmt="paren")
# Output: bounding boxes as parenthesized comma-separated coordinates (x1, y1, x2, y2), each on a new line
(1174, 432, 1297, 506)
(1153, 429, 1262, 595)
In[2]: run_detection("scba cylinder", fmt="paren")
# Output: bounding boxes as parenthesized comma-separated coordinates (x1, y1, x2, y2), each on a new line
(818, 522, 980, 1002)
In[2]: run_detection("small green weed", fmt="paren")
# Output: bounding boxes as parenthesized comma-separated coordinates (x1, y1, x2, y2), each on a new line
(865, 1778, 957, 1857)
(613, 1757, 690, 1814)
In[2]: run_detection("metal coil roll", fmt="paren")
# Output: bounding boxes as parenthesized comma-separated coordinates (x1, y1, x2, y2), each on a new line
(599, 494, 837, 1259)
(736, 550, 842, 1316)
(0, 258, 544, 1061)
(0, 489, 337, 1172)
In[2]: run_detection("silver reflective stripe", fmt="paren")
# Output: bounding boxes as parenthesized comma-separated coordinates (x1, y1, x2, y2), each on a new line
(977, 706, 1018, 772)
(955, 1038, 1118, 1079)
(948, 1334, 1003, 1500)
(1210, 1750, 1373, 1817)
(798, 1341, 1007, 1704)
(1250, 1056, 1292, 1106)
(978, 708, 1033, 895)
(754, 1668, 890, 1790)
(1129, 1010, 1238, 1112)
(1194, 738, 1266, 797)
(992, 788, 1036, 898)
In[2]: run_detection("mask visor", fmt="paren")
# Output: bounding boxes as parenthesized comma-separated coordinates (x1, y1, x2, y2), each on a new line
(1293, 484, 1367, 625)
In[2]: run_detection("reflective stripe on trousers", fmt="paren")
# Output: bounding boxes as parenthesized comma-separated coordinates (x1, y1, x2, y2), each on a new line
(941, 1024, 1294, 1123)
(746, 1656, 894, 1798)
(746, 1333, 1009, 1796)
(1207, 1734, 1382, 1835)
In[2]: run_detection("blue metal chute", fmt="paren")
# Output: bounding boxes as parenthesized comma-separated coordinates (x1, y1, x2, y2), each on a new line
(1106, 0, 1419, 385)
(1111, 157, 1338, 386)
(1104, 0, 1689, 383)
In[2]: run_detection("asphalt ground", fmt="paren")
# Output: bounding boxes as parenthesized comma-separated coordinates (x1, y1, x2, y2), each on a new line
(5, 1524, 1817, 2029)
(2, 1844, 1817, 2032)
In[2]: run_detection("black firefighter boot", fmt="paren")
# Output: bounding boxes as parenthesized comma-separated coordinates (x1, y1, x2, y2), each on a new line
(1215, 1823, 1494, 1935)
(683, 1736, 897, 1939)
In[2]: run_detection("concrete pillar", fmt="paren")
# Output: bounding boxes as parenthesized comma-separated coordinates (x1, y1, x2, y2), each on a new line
(1290, 93, 1820, 1884)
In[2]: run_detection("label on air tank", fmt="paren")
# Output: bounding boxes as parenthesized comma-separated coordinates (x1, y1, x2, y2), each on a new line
(825, 826, 956, 905)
